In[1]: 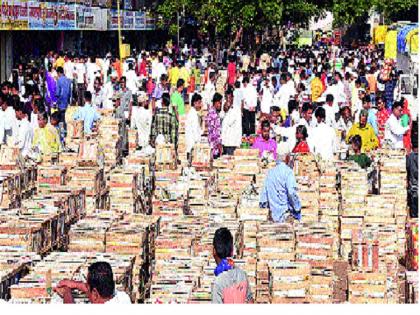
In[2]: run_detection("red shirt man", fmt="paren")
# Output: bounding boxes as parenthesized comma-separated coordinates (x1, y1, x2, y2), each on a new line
(227, 58, 236, 86)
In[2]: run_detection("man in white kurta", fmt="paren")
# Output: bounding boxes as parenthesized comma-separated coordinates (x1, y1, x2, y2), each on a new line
(185, 95, 203, 158)
(14, 105, 33, 158)
(130, 93, 153, 149)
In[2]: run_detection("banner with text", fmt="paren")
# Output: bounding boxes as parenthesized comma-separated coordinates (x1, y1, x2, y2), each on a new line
(0, 0, 29, 30)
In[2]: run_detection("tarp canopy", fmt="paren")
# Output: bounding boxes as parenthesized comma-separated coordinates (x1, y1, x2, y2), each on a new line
(397, 24, 418, 53)
(374, 25, 388, 45)
(407, 29, 419, 54)
(385, 30, 398, 59)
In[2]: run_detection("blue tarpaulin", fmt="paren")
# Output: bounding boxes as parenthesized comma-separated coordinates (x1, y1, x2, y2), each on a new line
(398, 24, 418, 53)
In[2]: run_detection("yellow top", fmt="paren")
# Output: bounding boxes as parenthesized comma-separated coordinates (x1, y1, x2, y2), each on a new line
(179, 67, 190, 87)
(54, 57, 65, 69)
(346, 123, 379, 153)
(384, 30, 398, 60)
(407, 29, 419, 54)
(374, 25, 388, 45)
(32, 124, 61, 160)
(169, 66, 180, 87)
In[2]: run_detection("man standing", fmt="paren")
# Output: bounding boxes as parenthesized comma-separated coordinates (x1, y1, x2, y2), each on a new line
(355, 95, 378, 135)
(259, 159, 302, 223)
(376, 96, 390, 146)
(227, 55, 236, 87)
(73, 91, 101, 135)
(130, 92, 152, 149)
(207, 93, 223, 159)
(124, 63, 139, 94)
(204, 72, 217, 110)
(308, 107, 338, 160)
(242, 76, 258, 135)
(186, 93, 203, 162)
(92, 78, 106, 109)
(119, 77, 132, 121)
(252, 120, 277, 160)
(74, 57, 87, 106)
(55, 67, 71, 130)
(336, 106, 353, 142)
(222, 89, 242, 155)
(324, 94, 339, 128)
(14, 103, 33, 158)
(384, 101, 410, 149)
(171, 79, 186, 118)
(150, 93, 178, 147)
(346, 110, 379, 152)
(151, 74, 169, 111)
(0, 95, 18, 145)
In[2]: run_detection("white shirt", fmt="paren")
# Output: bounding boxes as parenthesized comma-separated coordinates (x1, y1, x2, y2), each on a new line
(64, 61, 74, 79)
(384, 114, 409, 149)
(308, 122, 338, 160)
(74, 63, 86, 85)
(0, 107, 18, 145)
(15, 117, 33, 157)
(153, 62, 167, 81)
(86, 62, 100, 93)
(242, 84, 258, 110)
(260, 85, 274, 114)
(130, 106, 152, 148)
(233, 88, 243, 109)
(103, 82, 115, 109)
(274, 82, 295, 113)
(105, 291, 131, 304)
(92, 88, 106, 109)
(125, 70, 139, 94)
(324, 104, 339, 128)
(30, 112, 39, 130)
(221, 106, 242, 147)
(203, 82, 216, 110)
(185, 107, 202, 153)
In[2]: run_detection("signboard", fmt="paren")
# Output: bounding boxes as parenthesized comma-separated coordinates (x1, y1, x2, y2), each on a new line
(76, 6, 106, 30)
(28, 2, 76, 30)
(0, 1, 154, 31)
(0, 0, 29, 30)
(108, 9, 119, 30)
(123, 10, 134, 30)
(134, 11, 145, 30)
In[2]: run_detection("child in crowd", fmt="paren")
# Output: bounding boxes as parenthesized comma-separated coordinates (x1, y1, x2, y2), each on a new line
(348, 135, 372, 169)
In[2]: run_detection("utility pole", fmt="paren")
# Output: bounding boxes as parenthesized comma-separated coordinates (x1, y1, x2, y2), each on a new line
(117, 0, 123, 59)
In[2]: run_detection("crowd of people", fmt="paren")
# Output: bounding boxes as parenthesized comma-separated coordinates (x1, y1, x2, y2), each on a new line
(0, 41, 418, 304)
(0, 43, 418, 214)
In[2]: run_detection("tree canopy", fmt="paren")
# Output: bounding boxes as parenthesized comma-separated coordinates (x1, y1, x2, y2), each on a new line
(156, 0, 418, 38)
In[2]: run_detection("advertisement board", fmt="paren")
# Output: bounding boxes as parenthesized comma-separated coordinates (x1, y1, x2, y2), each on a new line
(0, 0, 29, 30)
(28, 2, 76, 30)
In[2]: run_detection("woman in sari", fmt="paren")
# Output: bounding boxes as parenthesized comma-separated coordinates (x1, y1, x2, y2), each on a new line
(45, 65, 57, 113)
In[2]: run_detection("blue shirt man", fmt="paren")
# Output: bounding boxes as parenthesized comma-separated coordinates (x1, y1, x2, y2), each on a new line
(55, 67, 72, 111)
(259, 160, 302, 222)
(73, 91, 100, 134)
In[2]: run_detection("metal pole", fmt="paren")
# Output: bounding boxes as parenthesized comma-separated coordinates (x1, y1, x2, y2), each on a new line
(117, 0, 123, 59)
